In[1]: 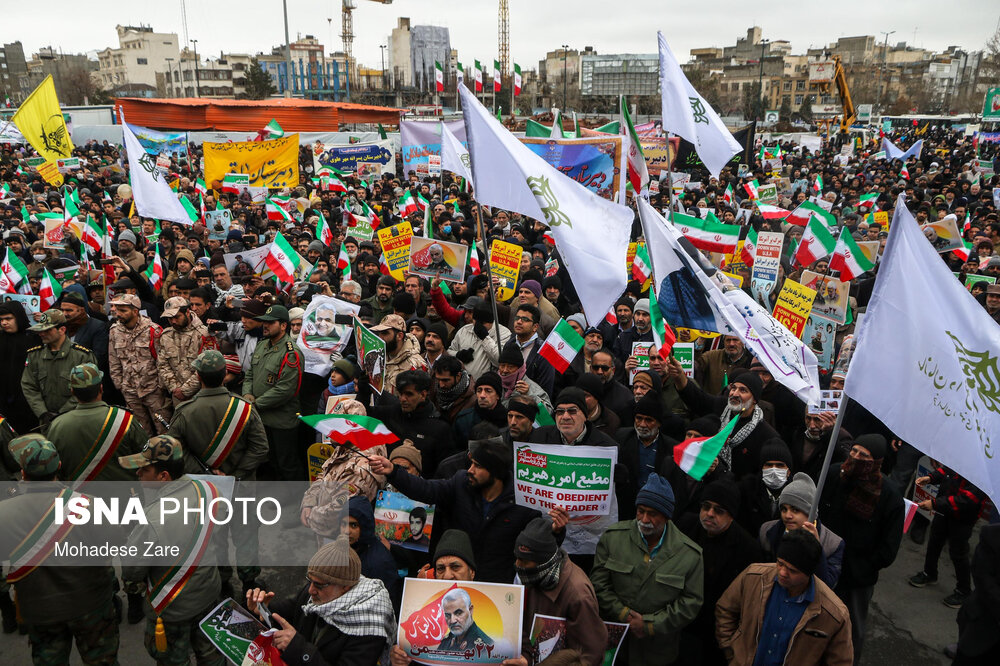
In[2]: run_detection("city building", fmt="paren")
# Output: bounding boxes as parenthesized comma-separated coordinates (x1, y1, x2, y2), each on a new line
(0, 42, 28, 103)
(388, 17, 451, 91)
(580, 53, 659, 97)
(97, 25, 179, 96)
(23, 48, 99, 104)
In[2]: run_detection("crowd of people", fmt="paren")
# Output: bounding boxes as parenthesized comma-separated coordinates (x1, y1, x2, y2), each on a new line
(1, 121, 999, 666)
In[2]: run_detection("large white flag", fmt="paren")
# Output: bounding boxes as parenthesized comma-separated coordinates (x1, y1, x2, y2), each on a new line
(881, 137, 924, 161)
(121, 113, 191, 225)
(657, 32, 741, 178)
(638, 198, 821, 405)
(459, 85, 632, 325)
(846, 194, 1000, 504)
(440, 122, 473, 185)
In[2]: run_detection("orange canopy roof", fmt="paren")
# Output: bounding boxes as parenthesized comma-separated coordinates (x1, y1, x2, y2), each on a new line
(115, 97, 404, 132)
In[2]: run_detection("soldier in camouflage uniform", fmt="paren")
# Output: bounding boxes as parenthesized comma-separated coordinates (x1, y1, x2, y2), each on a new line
(0, 434, 119, 665)
(108, 293, 170, 435)
(120, 436, 225, 666)
(20, 310, 98, 431)
(242, 305, 304, 480)
(170, 349, 269, 597)
(157, 296, 216, 407)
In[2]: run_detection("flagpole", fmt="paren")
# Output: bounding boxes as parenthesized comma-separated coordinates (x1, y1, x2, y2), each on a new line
(473, 200, 505, 356)
(663, 131, 679, 216)
(807, 396, 849, 523)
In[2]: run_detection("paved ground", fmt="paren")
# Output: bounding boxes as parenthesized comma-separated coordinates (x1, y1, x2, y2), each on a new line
(0, 523, 973, 664)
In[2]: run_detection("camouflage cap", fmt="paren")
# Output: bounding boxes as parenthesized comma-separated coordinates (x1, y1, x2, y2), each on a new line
(161, 296, 189, 318)
(254, 304, 290, 323)
(191, 349, 226, 373)
(8, 434, 60, 476)
(118, 435, 183, 469)
(109, 293, 141, 309)
(370, 313, 406, 332)
(28, 309, 67, 332)
(69, 363, 104, 388)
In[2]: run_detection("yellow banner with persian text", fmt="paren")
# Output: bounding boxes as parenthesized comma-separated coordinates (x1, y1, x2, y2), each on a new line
(203, 134, 299, 189)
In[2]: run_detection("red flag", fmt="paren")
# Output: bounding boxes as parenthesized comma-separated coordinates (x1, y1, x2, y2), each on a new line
(399, 583, 457, 649)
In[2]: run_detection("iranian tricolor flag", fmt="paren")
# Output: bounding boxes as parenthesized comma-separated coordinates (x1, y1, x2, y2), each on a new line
(2, 247, 29, 291)
(416, 191, 430, 213)
(756, 204, 789, 221)
(20, 203, 30, 224)
(199, 194, 206, 223)
(723, 183, 735, 206)
(741, 226, 758, 266)
(180, 195, 200, 224)
(743, 179, 759, 200)
(493, 60, 501, 93)
(538, 318, 585, 373)
(631, 242, 652, 284)
(322, 175, 348, 193)
(954, 239, 973, 262)
(604, 308, 618, 326)
(264, 119, 284, 138)
(900, 165, 910, 180)
(299, 414, 396, 450)
(474, 60, 483, 93)
(467, 241, 481, 276)
(620, 96, 649, 194)
(39, 267, 62, 311)
(435, 61, 444, 92)
(361, 200, 381, 228)
(813, 175, 823, 193)
(672, 211, 741, 253)
(648, 285, 676, 358)
(194, 178, 208, 195)
(786, 201, 835, 227)
(143, 245, 165, 290)
(513, 64, 522, 96)
(63, 191, 80, 225)
(81, 215, 104, 253)
(221, 174, 242, 194)
(265, 232, 302, 283)
(266, 196, 292, 221)
(858, 192, 878, 211)
(316, 211, 334, 247)
(794, 216, 837, 267)
(830, 229, 875, 280)
(673, 416, 740, 480)
(337, 242, 352, 281)
(398, 190, 419, 217)
(533, 404, 556, 428)
(315, 166, 345, 178)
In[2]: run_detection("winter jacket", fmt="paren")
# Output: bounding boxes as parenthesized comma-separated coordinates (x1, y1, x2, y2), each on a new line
(157, 313, 213, 402)
(956, 524, 1000, 657)
(716, 563, 853, 666)
(615, 428, 678, 518)
(694, 348, 753, 397)
(927, 466, 987, 525)
(501, 374, 552, 414)
(108, 315, 162, 397)
(591, 520, 704, 665)
(0, 301, 40, 433)
(370, 397, 455, 478)
(448, 322, 512, 381)
(348, 496, 402, 609)
(760, 520, 845, 590)
(383, 332, 428, 395)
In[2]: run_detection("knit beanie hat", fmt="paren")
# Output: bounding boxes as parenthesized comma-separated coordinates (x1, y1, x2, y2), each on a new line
(426, 321, 449, 342)
(779, 472, 816, 515)
(499, 343, 525, 367)
(332, 359, 356, 381)
(854, 433, 888, 460)
(514, 516, 558, 563)
(635, 472, 676, 519)
(759, 438, 793, 468)
(475, 371, 503, 395)
(776, 529, 822, 577)
(506, 400, 539, 421)
(389, 441, 423, 475)
(434, 529, 477, 570)
(520, 279, 542, 299)
(701, 478, 741, 516)
(308, 537, 361, 586)
(634, 395, 664, 424)
(554, 387, 588, 413)
(730, 369, 763, 402)
(575, 374, 604, 400)
(687, 415, 720, 437)
(469, 436, 512, 480)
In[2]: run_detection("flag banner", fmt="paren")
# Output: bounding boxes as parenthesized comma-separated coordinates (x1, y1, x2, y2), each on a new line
(514, 443, 617, 516)
(299, 413, 396, 450)
(493, 59, 501, 92)
(830, 230, 876, 280)
(440, 123, 474, 184)
(375, 489, 435, 553)
(621, 96, 650, 195)
(461, 85, 632, 326)
(673, 417, 740, 480)
(198, 599, 270, 666)
(518, 136, 626, 202)
(538, 318, 585, 373)
(400, 120, 467, 177)
(524, 119, 621, 140)
(435, 61, 444, 92)
(794, 216, 837, 267)
(784, 201, 834, 227)
(846, 194, 1000, 505)
(264, 118, 284, 138)
(312, 141, 395, 176)
(638, 198, 821, 404)
(771, 279, 817, 338)
(397, 579, 523, 664)
(12, 75, 72, 186)
(513, 64, 522, 95)
(408, 237, 467, 283)
(750, 231, 784, 303)
(671, 211, 741, 253)
(203, 135, 299, 189)
(121, 116, 192, 225)
(489, 239, 522, 301)
(882, 137, 924, 161)
(126, 123, 188, 157)
(800, 270, 850, 324)
(474, 59, 484, 93)
(354, 317, 387, 395)
(264, 232, 302, 283)
(377, 221, 414, 281)
(295, 295, 360, 375)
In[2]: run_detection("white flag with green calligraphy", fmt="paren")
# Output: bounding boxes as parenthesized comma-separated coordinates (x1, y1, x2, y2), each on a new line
(120, 113, 191, 225)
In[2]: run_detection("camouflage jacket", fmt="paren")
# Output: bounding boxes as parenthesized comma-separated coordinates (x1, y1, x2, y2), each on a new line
(109, 316, 162, 397)
(157, 313, 215, 398)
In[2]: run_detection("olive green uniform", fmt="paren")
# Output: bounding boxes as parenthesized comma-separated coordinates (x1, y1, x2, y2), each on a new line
(242, 334, 303, 480)
(21, 339, 97, 425)
(47, 401, 148, 482)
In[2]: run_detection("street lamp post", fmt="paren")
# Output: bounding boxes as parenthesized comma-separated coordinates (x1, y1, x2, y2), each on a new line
(561, 44, 569, 112)
(191, 39, 200, 98)
(282, 0, 294, 96)
(380, 44, 387, 93)
(875, 31, 895, 115)
(755, 39, 769, 125)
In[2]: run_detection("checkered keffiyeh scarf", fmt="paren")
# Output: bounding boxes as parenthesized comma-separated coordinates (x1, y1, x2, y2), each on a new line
(301, 576, 397, 641)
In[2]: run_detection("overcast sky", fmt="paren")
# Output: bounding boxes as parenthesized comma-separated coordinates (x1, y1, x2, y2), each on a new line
(4, 1, 998, 72)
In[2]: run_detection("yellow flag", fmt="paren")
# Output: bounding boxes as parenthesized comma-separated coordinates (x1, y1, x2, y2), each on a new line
(12, 75, 72, 186)
(203, 135, 299, 189)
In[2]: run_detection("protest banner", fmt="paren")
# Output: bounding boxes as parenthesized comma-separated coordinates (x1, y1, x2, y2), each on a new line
(306, 441, 335, 482)
(203, 135, 299, 189)
(873, 210, 889, 232)
(199, 598, 268, 665)
(401, 120, 467, 175)
(296, 296, 360, 376)
(127, 123, 188, 157)
(378, 221, 414, 281)
(520, 135, 626, 202)
(750, 231, 784, 302)
(223, 243, 311, 283)
(205, 209, 233, 240)
(807, 389, 844, 414)
(672, 342, 695, 378)
(397, 579, 523, 665)
(490, 239, 522, 301)
(354, 317, 386, 394)
(757, 183, 778, 205)
(771, 279, 817, 338)
(514, 443, 617, 517)
(345, 211, 377, 241)
(42, 216, 66, 250)
(630, 342, 653, 382)
(800, 270, 849, 324)
(803, 313, 837, 372)
(8, 294, 41, 315)
(312, 140, 395, 175)
(375, 489, 434, 553)
(965, 273, 997, 290)
(626, 242, 637, 274)
(920, 217, 963, 253)
(56, 157, 80, 171)
(324, 394, 358, 415)
(409, 237, 468, 283)
(639, 136, 679, 175)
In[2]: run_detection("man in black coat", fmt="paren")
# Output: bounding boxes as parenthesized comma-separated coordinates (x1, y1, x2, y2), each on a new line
(588, 348, 634, 427)
(509, 304, 555, 398)
(614, 395, 678, 519)
(370, 370, 455, 478)
(370, 437, 567, 583)
(611, 297, 653, 368)
(953, 524, 1000, 663)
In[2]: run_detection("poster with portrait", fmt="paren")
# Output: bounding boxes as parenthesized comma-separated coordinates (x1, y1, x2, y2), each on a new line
(397, 579, 523, 665)
(802, 313, 838, 372)
(408, 237, 468, 283)
(354, 317, 386, 395)
(919, 218, 963, 254)
(800, 271, 849, 325)
(526, 616, 628, 666)
(296, 296, 360, 376)
(375, 489, 434, 553)
(7, 294, 41, 315)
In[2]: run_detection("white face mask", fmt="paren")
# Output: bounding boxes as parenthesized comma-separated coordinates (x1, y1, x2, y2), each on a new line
(762, 467, 788, 489)
(33, 253, 46, 262)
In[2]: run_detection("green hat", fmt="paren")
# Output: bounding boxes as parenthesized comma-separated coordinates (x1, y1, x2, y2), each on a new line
(254, 305, 290, 323)
(9, 434, 60, 476)
(191, 349, 226, 373)
(69, 363, 104, 388)
(118, 435, 183, 469)
(28, 309, 67, 332)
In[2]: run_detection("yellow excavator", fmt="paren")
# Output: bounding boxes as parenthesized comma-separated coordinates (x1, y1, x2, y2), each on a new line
(814, 55, 856, 138)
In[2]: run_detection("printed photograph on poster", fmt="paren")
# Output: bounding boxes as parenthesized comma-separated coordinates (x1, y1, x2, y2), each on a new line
(375, 489, 434, 552)
(354, 317, 386, 394)
(378, 222, 415, 281)
(43, 216, 66, 250)
(629, 342, 653, 382)
(397, 579, 523, 665)
(6, 294, 41, 315)
(800, 270, 849, 324)
(528, 615, 566, 663)
(520, 135, 625, 202)
(807, 389, 843, 414)
(205, 209, 233, 241)
(199, 598, 268, 665)
(803, 313, 837, 372)
(920, 217, 963, 253)
(408, 237, 468, 283)
(296, 296, 360, 376)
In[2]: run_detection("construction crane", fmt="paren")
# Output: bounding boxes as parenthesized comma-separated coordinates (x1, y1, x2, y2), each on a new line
(814, 54, 856, 137)
(341, 0, 394, 82)
(499, 0, 509, 85)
